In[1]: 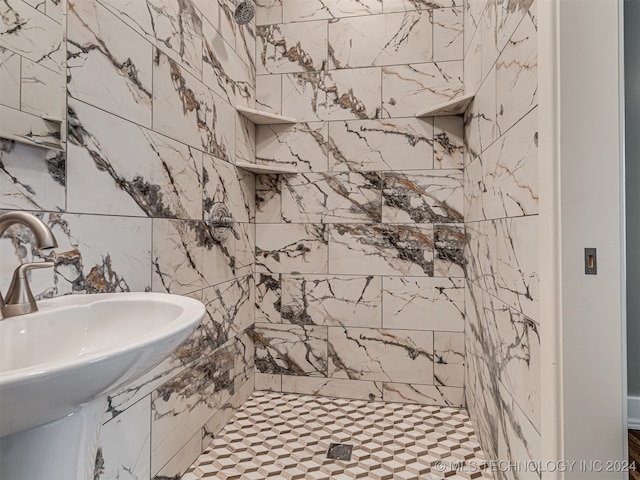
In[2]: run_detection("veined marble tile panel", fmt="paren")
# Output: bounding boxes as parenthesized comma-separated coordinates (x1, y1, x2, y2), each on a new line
(0, 0, 64, 73)
(232, 326, 256, 389)
(282, 172, 382, 224)
(381, 61, 463, 118)
(465, 66, 497, 160)
(434, 116, 464, 169)
(217, 0, 238, 51)
(67, 100, 203, 219)
(152, 431, 202, 480)
(382, 276, 464, 332)
(434, 331, 465, 387)
(495, 215, 538, 321)
(256, 122, 329, 172)
(67, 0, 152, 126)
(382, 170, 463, 224)
(0, 140, 65, 212)
(201, 276, 254, 353)
(463, 0, 487, 54)
(255, 372, 282, 391)
(328, 223, 434, 276)
(99, 0, 203, 79)
(281, 376, 384, 401)
(255, 272, 281, 323)
(256, 223, 328, 274)
(256, 74, 282, 114)
(0, 212, 151, 298)
(328, 11, 432, 69)
(280, 274, 382, 328)
(255, 174, 282, 223)
(328, 118, 434, 172)
(282, 68, 382, 121)
(382, 383, 464, 407)
(486, 0, 535, 57)
(480, 0, 499, 81)
(236, 114, 255, 165)
(257, 21, 328, 74)
(256, 0, 282, 25)
(433, 7, 463, 62)
(20, 58, 64, 117)
(463, 20, 482, 94)
(383, 0, 460, 13)
(97, 397, 151, 480)
(235, 222, 255, 277)
(0, 48, 20, 109)
(253, 323, 328, 376)
(464, 219, 499, 297)
(0, 105, 63, 148)
(328, 327, 434, 384)
(151, 349, 235, 475)
(483, 107, 538, 219)
(463, 156, 485, 222)
(203, 153, 253, 224)
(153, 49, 235, 162)
(235, 22, 256, 76)
(203, 17, 254, 107)
(283, 0, 382, 22)
(434, 223, 465, 278)
(496, 7, 537, 136)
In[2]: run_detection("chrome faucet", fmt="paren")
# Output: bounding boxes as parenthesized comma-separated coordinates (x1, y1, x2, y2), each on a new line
(0, 212, 58, 319)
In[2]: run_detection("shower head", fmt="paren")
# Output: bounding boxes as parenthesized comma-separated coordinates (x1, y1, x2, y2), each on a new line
(234, 0, 255, 24)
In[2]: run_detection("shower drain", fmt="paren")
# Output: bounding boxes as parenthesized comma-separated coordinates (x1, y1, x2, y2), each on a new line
(326, 443, 353, 461)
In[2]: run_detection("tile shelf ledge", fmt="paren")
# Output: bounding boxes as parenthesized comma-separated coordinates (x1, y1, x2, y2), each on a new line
(235, 161, 298, 174)
(0, 131, 64, 152)
(236, 106, 297, 125)
(414, 92, 476, 118)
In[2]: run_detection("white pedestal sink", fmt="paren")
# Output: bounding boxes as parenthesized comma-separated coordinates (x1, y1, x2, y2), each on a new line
(0, 293, 204, 480)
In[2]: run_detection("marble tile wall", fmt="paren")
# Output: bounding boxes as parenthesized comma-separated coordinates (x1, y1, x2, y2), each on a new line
(0, 0, 256, 478)
(253, 0, 468, 408)
(462, 0, 540, 478)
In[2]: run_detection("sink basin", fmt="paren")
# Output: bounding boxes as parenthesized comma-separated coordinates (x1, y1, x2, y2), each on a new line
(0, 292, 204, 479)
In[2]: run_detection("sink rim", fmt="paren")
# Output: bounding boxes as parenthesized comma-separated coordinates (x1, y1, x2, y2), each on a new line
(0, 292, 204, 387)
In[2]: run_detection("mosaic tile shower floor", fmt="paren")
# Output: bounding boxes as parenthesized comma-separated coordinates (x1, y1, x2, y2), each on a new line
(181, 392, 494, 480)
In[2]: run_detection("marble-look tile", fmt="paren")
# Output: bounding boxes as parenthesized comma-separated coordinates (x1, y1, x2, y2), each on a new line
(20, 58, 64, 117)
(328, 11, 432, 69)
(0, 105, 63, 148)
(67, 0, 152, 127)
(217, 0, 237, 51)
(0, 0, 65, 73)
(235, 222, 255, 277)
(0, 48, 20, 109)
(67, 100, 203, 219)
(483, 107, 538, 219)
(382, 383, 464, 407)
(232, 329, 256, 390)
(433, 7, 463, 62)
(283, 0, 382, 22)
(255, 272, 281, 323)
(257, 21, 328, 74)
(282, 68, 382, 121)
(383, 0, 460, 13)
(282, 172, 382, 224)
(152, 431, 202, 480)
(0, 212, 151, 298)
(255, 174, 282, 223)
(495, 7, 537, 136)
(151, 349, 235, 475)
(382, 276, 464, 331)
(256, 122, 329, 172)
(328, 327, 434, 384)
(235, 114, 255, 165)
(253, 323, 328, 376)
(434, 116, 464, 169)
(280, 274, 382, 328)
(203, 153, 253, 223)
(381, 61, 463, 118)
(434, 223, 465, 277)
(99, 0, 204, 79)
(434, 331, 464, 387)
(487, 0, 535, 57)
(97, 397, 151, 480)
(235, 21, 256, 76)
(255, 372, 282, 391)
(153, 49, 235, 162)
(256, 223, 328, 274)
(328, 223, 434, 276)
(382, 170, 463, 224)
(463, 156, 485, 222)
(463, 19, 482, 94)
(203, 17, 254, 107)
(464, 220, 498, 296)
(463, 0, 487, 54)
(465, 66, 497, 160)
(256, 74, 282, 113)
(328, 118, 434, 172)
(495, 215, 538, 321)
(0, 140, 65, 211)
(256, 0, 282, 25)
(281, 376, 383, 401)
(480, 0, 499, 80)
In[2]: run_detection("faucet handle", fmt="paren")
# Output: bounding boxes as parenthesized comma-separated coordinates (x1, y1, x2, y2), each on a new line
(11, 261, 55, 279)
(2, 262, 54, 318)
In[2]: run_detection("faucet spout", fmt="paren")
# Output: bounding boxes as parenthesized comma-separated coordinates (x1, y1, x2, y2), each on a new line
(0, 212, 58, 319)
